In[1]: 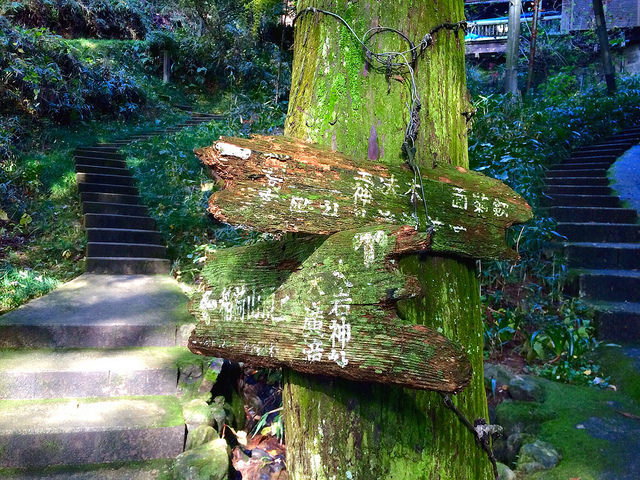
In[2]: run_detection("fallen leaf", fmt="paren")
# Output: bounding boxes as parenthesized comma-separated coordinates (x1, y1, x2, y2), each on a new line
(617, 411, 640, 420)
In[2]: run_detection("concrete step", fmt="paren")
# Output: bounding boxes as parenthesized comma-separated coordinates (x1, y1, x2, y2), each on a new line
(86, 257, 171, 275)
(95, 142, 130, 147)
(549, 162, 612, 171)
(75, 150, 124, 160)
(545, 176, 609, 186)
(78, 183, 139, 196)
(87, 228, 164, 245)
(576, 142, 632, 150)
(588, 301, 640, 342)
(0, 274, 191, 348)
(80, 192, 141, 205)
(0, 347, 189, 399)
(76, 173, 136, 187)
(566, 243, 640, 269)
(0, 396, 184, 468)
(545, 185, 612, 195)
(76, 146, 120, 153)
(1, 460, 172, 479)
(84, 214, 155, 230)
(547, 168, 608, 178)
(87, 243, 166, 259)
(551, 206, 638, 223)
(555, 222, 640, 243)
(82, 202, 148, 217)
(75, 164, 131, 177)
(578, 269, 640, 302)
(74, 156, 127, 169)
(573, 149, 621, 158)
(565, 154, 618, 163)
(544, 194, 620, 208)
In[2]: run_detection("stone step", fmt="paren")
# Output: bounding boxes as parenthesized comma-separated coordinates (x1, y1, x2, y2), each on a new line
(0, 396, 184, 468)
(75, 164, 131, 177)
(578, 269, 640, 302)
(0, 347, 189, 399)
(547, 168, 608, 178)
(565, 154, 618, 163)
(74, 156, 127, 169)
(545, 185, 612, 195)
(76, 145, 120, 153)
(75, 150, 124, 160)
(87, 228, 164, 244)
(76, 173, 136, 187)
(0, 274, 191, 348)
(1, 460, 172, 479)
(545, 176, 609, 186)
(544, 194, 620, 208)
(549, 162, 612, 171)
(551, 206, 637, 223)
(589, 301, 640, 342)
(86, 257, 171, 275)
(80, 192, 141, 205)
(84, 214, 155, 230)
(87, 243, 166, 259)
(573, 149, 621, 158)
(555, 222, 640, 243)
(82, 202, 148, 217)
(78, 183, 139, 196)
(576, 142, 632, 150)
(565, 243, 640, 269)
(95, 142, 130, 147)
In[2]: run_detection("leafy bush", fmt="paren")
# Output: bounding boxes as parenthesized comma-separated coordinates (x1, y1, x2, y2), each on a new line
(2, 0, 148, 39)
(471, 75, 640, 384)
(0, 264, 59, 314)
(0, 18, 145, 123)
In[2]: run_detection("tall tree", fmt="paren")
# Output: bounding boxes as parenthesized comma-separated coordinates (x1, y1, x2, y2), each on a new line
(592, 0, 616, 93)
(282, 1, 492, 478)
(505, 0, 522, 96)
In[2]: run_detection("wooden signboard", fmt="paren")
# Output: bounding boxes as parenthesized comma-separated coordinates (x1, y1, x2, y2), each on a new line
(196, 135, 532, 260)
(188, 136, 532, 393)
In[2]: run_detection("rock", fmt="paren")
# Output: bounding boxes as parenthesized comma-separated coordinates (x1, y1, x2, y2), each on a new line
(186, 425, 219, 450)
(496, 462, 516, 480)
(517, 440, 561, 471)
(484, 363, 514, 390)
(508, 375, 545, 402)
(197, 358, 224, 396)
(183, 399, 214, 429)
(211, 396, 229, 434)
(505, 432, 534, 465)
(171, 438, 230, 480)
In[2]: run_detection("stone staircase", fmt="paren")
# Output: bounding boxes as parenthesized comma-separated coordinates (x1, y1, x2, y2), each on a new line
(545, 127, 640, 342)
(77, 112, 222, 274)
(0, 112, 219, 477)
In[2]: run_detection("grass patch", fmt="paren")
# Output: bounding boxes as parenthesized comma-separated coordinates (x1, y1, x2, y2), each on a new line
(0, 265, 59, 314)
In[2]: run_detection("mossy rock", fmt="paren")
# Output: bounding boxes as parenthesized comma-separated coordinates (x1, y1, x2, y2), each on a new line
(496, 400, 554, 436)
(171, 438, 230, 480)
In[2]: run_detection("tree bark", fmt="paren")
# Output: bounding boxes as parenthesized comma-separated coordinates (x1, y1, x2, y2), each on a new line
(505, 0, 522, 96)
(162, 50, 171, 84)
(592, 0, 616, 94)
(282, 1, 493, 478)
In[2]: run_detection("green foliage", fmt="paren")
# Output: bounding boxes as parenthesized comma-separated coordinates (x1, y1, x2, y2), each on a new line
(0, 18, 145, 123)
(0, 264, 59, 313)
(2, 0, 148, 39)
(472, 75, 640, 385)
(124, 94, 284, 283)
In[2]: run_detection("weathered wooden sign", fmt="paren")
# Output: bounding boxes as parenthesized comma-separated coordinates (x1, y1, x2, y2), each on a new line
(195, 135, 532, 260)
(189, 225, 473, 393)
(188, 135, 532, 393)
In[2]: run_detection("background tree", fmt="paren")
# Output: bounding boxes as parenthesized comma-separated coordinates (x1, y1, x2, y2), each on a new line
(282, 1, 493, 478)
(505, 0, 522, 96)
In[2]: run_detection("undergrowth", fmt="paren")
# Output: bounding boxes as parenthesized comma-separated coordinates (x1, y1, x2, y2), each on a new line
(470, 74, 640, 386)
(124, 92, 285, 284)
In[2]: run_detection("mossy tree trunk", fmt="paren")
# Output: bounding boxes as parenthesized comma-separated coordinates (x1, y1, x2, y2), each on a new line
(282, 1, 493, 479)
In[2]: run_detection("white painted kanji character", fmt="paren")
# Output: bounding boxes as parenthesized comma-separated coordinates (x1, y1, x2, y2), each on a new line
(452, 187, 468, 210)
(472, 193, 489, 214)
(492, 199, 509, 217)
(379, 174, 399, 195)
(303, 339, 324, 362)
(303, 302, 324, 333)
(290, 196, 312, 213)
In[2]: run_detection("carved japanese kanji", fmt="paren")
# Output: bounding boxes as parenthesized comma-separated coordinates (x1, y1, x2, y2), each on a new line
(188, 136, 532, 393)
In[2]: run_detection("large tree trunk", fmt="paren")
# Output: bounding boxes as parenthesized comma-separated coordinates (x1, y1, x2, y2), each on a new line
(282, 1, 493, 478)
